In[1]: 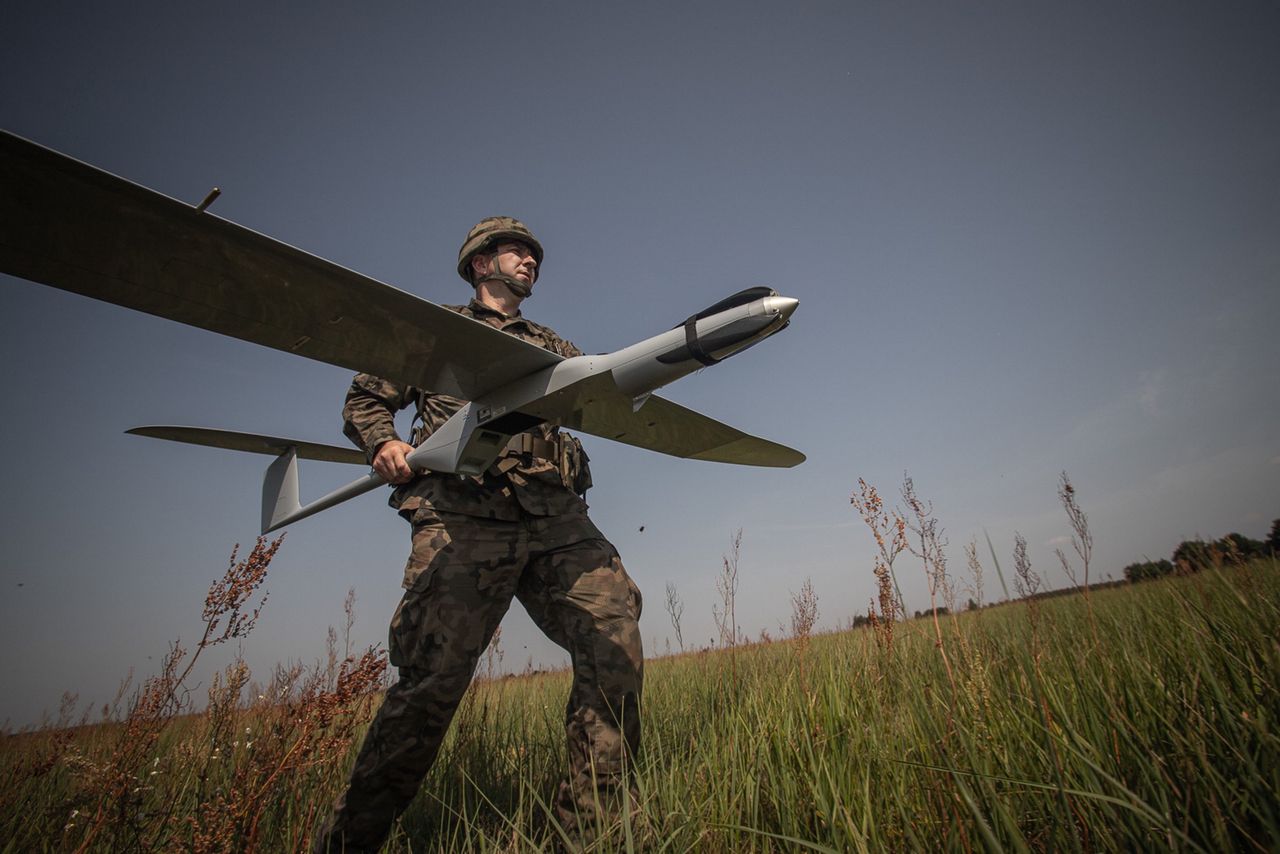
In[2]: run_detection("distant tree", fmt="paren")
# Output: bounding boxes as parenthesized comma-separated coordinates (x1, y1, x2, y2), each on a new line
(1172, 539, 1213, 573)
(1215, 532, 1265, 562)
(1269, 519, 1280, 555)
(1123, 559, 1174, 582)
(911, 607, 950, 618)
(966, 597, 979, 612)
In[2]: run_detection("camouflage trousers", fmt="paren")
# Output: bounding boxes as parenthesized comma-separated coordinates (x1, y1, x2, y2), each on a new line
(316, 506, 644, 852)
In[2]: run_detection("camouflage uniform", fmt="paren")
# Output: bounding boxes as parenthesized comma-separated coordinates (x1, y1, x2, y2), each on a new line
(317, 299, 644, 853)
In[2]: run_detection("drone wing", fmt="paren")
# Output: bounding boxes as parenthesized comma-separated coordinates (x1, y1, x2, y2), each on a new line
(125, 426, 367, 465)
(0, 130, 561, 399)
(574, 393, 804, 467)
(512, 371, 805, 467)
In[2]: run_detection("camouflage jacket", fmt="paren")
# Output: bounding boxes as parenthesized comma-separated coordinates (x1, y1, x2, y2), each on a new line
(341, 299, 592, 521)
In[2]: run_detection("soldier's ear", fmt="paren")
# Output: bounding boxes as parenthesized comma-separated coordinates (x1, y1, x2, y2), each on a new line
(470, 253, 490, 280)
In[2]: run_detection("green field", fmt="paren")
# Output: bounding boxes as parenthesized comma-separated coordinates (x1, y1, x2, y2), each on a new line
(4, 558, 1278, 852)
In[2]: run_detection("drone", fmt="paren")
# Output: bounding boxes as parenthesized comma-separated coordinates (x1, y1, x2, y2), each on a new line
(0, 131, 802, 534)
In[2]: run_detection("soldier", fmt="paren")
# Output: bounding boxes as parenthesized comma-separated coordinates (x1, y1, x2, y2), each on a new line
(314, 217, 644, 853)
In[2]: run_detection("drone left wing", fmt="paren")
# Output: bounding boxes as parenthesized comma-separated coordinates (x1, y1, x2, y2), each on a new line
(0, 130, 561, 399)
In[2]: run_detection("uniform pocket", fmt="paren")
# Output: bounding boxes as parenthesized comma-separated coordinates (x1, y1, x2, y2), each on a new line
(625, 566, 643, 620)
(402, 509, 452, 591)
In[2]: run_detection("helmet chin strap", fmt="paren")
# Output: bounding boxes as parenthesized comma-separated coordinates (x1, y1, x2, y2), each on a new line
(477, 250, 534, 299)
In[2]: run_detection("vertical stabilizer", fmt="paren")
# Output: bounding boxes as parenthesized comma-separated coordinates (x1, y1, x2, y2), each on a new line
(262, 447, 301, 534)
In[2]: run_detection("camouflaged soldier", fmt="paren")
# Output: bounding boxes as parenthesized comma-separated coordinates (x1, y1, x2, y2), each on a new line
(315, 217, 644, 853)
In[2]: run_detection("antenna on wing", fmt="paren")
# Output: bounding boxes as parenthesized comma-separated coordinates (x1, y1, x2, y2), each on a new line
(194, 187, 221, 213)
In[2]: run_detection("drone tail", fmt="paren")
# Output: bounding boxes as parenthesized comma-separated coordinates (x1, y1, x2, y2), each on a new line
(261, 447, 302, 534)
(125, 425, 383, 534)
(259, 449, 387, 534)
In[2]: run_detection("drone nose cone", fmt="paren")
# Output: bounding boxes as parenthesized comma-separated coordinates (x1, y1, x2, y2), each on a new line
(762, 295, 799, 321)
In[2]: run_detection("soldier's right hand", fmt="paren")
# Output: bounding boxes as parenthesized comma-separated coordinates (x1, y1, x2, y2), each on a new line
(372, 440, 417, 484)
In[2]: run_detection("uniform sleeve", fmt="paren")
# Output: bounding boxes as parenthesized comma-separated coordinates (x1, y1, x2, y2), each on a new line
(539, 326, 583, 359)
(556, 336, 583, 358)
(341, 373, 416, 458)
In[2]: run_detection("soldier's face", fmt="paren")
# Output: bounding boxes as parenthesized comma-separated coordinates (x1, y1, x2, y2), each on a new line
(492, 242, 538, 285)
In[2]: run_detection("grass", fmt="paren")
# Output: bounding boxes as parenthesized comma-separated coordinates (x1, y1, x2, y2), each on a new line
(3, 553, 1278, 850)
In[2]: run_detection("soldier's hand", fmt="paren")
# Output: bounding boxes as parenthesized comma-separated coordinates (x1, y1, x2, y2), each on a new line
(372, 440, 416, 484)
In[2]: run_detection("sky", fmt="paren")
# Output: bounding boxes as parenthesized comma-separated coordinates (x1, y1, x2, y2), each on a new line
(2, 1, 1277, 729)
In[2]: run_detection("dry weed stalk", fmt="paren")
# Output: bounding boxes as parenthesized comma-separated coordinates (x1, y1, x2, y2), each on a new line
(1056, 472, 1100, 645)
(342, 587, 357, 660)
(1012, 533, 1040, 600)
(789, 577, 820, 700)
(200, 536, 279, 650)
(664, 581, 686, 653)
(184, 646, 387, 853)
(69, 536, 282, 852)
(964, 539, 985, 611)
(789, 577, 820, 644)
(712, 529, 743, 650)
(713, 529, 744, 692)
(482, 626, 505, 682)
(901, 476, 957, 702)
(21, 535, 396, 853)
(1012, 533, 1044, 652)
(851, 478, 907, 652)
(1056, 472, 1093, 594)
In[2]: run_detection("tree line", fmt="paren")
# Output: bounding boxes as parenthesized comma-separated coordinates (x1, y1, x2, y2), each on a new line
(1123, 518, 1280, 581)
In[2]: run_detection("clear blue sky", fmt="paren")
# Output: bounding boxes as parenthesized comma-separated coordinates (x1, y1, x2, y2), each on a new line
(2, 2, 1277, 729)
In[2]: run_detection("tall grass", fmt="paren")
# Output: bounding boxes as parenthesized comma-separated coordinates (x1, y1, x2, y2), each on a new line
(3, 553, 1277, 850)
(390, 562, 1279, 852)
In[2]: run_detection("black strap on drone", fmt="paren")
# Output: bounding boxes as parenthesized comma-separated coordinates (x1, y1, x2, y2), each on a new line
(683, 314, 722, 366)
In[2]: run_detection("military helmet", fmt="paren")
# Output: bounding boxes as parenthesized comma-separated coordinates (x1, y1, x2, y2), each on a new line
(456, 216, 544, 285)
